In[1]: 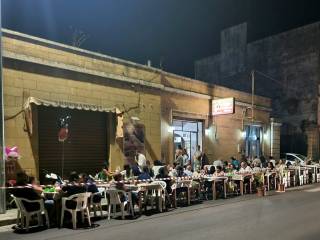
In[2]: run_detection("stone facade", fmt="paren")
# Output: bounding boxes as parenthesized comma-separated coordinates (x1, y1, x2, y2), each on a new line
(195, 22, 320, 160)
(2, 29, 274, 178)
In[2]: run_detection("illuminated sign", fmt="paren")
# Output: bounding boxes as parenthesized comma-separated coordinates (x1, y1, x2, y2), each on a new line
(212, 97, 235, 116)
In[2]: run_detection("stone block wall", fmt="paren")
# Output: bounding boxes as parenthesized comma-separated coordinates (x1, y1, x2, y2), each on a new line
(2, 29, 272, 177)
(195, 21, 320, 158)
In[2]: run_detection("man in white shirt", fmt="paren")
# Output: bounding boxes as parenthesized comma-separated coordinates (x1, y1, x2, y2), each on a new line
(238, 161, 252, 173)
(136, 150, 146, 170)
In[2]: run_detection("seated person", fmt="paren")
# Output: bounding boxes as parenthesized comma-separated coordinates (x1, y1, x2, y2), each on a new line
(79, 173, 101, 203)
(202, 165, 209, 175)
(110, 173, 138, 205)
(156, 166, 172, 194)
(209, 166, 216, 175)
(252, 161, 262, 172)
(176, 166, 185, 178)
(154, 160, 163, 166)
(225, 163, 236, 174)
(29, 176, 43, 194)
(131, 161, 141, 176)
(12, 172, 42, 212)
(252, 156, 262, 168)
(97, 165, 113, 182)
(62, 171, 86, 209)
(201, 153, 209, 170)
(276, 159, 286, 171)
(238, 162, 253, 173)
(231, 156, 240, 170)
(122, 164, 133, 180)
(214, 166, 225, 177)
(183, 165, 193, 177)
(138, 166, 152, 181)
(168, 163, 178, 177)
(146, 160, 155, 178)
(267, 162, 275, 172)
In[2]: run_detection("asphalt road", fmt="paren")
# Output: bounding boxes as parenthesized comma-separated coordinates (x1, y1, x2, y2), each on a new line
(1, 184, 320, 240)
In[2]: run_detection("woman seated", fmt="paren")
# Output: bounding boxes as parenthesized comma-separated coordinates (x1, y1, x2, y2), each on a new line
(138, 166, 152, 181)
(97, 165, 113, 182)
(267, 162, 275, 172)
(156, 166, 172, 194)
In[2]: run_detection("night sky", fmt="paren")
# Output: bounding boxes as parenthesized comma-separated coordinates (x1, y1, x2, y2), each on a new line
(3, 0, 320, 78)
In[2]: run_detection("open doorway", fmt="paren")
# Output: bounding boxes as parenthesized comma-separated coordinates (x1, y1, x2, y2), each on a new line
(244, 125, 262, 158)
(173, 119, 203, 160)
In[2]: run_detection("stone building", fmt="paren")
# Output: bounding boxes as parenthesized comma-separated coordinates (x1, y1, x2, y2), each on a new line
(2, 29, 277, 180)
(195, 22, 320, 160)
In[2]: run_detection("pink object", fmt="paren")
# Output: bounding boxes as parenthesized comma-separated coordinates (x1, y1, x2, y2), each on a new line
(5, 146, 20, 159)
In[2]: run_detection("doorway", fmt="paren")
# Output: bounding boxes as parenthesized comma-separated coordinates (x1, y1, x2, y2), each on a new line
(173, 119, 203, 160)
(244, 125, 262, 158)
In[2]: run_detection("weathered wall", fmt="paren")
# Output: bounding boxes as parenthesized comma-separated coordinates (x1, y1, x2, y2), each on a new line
(3, 29, 272, 178)
(195, 21, 320, 159)
(3, 33, 162, 176)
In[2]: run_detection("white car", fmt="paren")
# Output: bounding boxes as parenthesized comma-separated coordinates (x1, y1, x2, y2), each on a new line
(281, 153, 308, 166)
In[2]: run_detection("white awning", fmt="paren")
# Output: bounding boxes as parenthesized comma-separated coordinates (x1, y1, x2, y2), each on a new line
(23, 96, 119, 113)
(23, 97, 123, 137)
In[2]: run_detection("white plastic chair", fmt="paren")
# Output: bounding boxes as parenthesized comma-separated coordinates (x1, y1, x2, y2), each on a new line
(90, 192, 103, 217)
(60, 192, 92, 229)
(105, 189, 127, 220)
(172, 180, 192, 207)
(150, 181, 167, 211)
(12, 195, 49, 231)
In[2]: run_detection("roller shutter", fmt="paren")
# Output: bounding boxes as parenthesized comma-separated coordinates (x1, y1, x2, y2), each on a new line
(38, 106, 107, 180)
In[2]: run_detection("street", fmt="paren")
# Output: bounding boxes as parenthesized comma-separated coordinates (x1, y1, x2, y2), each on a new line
(1, 184, 320, 240)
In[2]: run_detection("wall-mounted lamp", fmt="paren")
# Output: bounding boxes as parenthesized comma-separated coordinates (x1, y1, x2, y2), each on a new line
(168, 126, 174, 133)
(241, 131, 246, 139)
(205, 128, 210, 135)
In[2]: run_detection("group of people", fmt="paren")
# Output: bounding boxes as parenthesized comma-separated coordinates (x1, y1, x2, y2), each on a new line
(9, 146, 293, 230)
(11, 170, 102, 227)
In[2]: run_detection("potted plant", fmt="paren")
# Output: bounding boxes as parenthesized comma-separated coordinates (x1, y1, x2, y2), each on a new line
(254, 173, 266, 197)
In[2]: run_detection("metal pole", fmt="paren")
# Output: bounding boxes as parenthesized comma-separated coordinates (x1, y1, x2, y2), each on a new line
(251, 70, 255, 123)
(61, 141, 64, 179)
(0, 0, 6, 214)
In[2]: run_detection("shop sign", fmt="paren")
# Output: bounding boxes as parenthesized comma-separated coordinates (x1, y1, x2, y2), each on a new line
(212, 98, 235, 116)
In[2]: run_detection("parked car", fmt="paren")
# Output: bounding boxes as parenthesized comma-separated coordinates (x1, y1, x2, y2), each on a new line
(280, 153, 308, 166)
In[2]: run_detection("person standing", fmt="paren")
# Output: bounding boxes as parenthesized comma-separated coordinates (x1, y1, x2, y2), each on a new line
(136, 150, 147, 170)
(175, 149, 184, 167)
(193, 145, 202, 171)
(182, 148, 189, 167)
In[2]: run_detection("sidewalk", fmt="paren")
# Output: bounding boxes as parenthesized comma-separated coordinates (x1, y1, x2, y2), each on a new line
(0, 209, 17, 227)
(0, 183, 317, 227)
